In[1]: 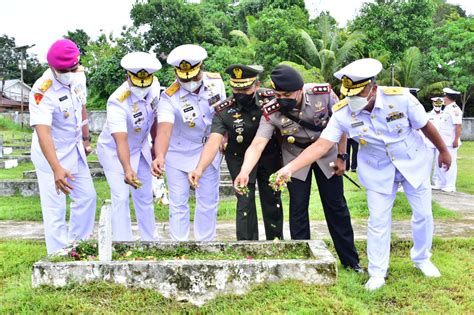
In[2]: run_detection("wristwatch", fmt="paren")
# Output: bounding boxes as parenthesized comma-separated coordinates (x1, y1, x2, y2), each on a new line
(82, 135, 92, 142)
(337, 153, 349, 161)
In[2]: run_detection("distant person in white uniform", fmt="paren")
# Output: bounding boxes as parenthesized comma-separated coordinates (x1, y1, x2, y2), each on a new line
(97, 52, 161, 241)
(273, 58, 452, 291)
(29, 39, 96, 254)
(426, 97, 444, 186)
(152, 44, 226, 241)
(432, 88, 463, 192)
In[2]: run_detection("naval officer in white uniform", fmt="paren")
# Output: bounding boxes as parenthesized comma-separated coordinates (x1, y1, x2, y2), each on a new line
(274, 58, 452, 291)
(426, 97, 444, 186)
(29, 39, 96, 254)
(432, 88, 463, 192)
(152, 44, 226, 241)
(97, 52, 161, 241)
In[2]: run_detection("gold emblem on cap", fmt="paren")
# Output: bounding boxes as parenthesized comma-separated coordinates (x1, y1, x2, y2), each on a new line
(236, 135, 244, 143)
(287, 136, 295, 144)
(136, 69, 150, 79)
(233, 68, 243, 79)
(179, 61, 192, 71)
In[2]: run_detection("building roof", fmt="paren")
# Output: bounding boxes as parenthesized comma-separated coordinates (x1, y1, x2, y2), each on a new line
(0, 79, 32, 91)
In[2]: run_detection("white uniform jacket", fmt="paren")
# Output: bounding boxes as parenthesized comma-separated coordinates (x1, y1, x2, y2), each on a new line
(157, 73, 226, 172)
(321, 86, 430, 194)
(29, 69, 88, 173)
(97, 80, 161, 173)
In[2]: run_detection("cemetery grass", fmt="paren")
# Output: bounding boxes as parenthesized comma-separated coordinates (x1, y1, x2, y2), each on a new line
(0, 238, 472, 313)
(456, 141, 474, 194)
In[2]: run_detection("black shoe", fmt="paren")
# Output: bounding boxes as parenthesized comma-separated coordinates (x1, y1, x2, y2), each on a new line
(350, 169, 356, 172)
(343, 264, 365, 274)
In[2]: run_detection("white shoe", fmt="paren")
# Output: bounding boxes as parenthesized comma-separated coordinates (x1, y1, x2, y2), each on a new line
(431, 185, 441, 190)
(364, 277, 385, 291)
(441, 188, 455, 193)
(414, 261, 441, 277)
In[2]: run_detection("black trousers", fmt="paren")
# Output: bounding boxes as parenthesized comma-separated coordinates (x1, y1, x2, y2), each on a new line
(346, 138, 359, 171)
(287, 162, 359, 267)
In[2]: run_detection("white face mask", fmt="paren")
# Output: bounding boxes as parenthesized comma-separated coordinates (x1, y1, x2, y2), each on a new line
(54, 71, 75, 86)
(179, 79, 202, 93)
(347, 86, 374, 114)
(433, 106, 442, 113)
(130, 86, 151, 100)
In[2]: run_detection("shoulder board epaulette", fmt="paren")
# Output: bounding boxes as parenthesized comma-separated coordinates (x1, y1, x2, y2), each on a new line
(382, 87, 404, 95)
(332, 98, 349, 112)
(117, 90, 131, 103)
(262, 99, 281, 121)
(205, 72, 221, 79)
(215, 97, 235, 113)
(165, 81, 180, 97)
(38, 79, 52, 93)
(258, 89, 275, 98)
(306, 83, 331, 95)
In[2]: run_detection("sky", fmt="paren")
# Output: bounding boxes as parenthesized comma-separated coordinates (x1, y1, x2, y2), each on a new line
(1, 0, 472, 63)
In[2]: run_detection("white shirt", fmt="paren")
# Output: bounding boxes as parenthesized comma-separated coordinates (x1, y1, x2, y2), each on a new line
(425, 109, 444, 148)
(29, 69, 87, 173)
(321, 87, 430, 194)
(97, 80, 161, 173)
(439, 102, 463, 147)
(157, 73, 226, 172)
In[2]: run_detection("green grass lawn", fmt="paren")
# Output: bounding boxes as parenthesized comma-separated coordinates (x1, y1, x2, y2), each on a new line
(0, 238, 472, 313)
(456, 141, 474, 194)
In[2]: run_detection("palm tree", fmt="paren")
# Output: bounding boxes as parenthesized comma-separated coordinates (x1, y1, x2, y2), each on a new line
(296, 15, 366, 85)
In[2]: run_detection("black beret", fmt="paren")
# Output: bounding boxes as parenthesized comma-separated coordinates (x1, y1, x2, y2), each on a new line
(225, 64, 263, 89)
(270, 65, 304, 92)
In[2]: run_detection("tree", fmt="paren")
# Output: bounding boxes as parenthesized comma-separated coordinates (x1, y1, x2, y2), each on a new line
(427, 17, 474, 112)
(350, 0, 435, 61)
(297, 14, 365, 86)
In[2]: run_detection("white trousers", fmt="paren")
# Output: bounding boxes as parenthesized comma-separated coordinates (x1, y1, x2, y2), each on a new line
(103, 155, 157, 241)
(366, 170, 433, 278)
(166, 164, 219, 241)
(36, 158, 96, 254)
(433, 146, 458, 191)
(426, 147, 438, 185)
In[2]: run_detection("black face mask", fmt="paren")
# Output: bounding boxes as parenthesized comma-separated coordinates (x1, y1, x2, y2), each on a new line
(234, 93, 255, 106)
(277, 98, 297, 110)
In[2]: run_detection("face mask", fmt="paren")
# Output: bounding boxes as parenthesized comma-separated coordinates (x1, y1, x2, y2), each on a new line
(278, 98, 298, 111)
(54, 71, 75, 86)
(234, 93, 255, 106)
(130, 86, 151, 99)
(348, 86, 374, 114)
(433, 106, 442, 113)
(180, 79, 202, 93)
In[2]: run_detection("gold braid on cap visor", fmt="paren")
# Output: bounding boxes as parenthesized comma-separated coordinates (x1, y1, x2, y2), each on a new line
(230, 77, 257, 88)
(128, 70, 153, 88)
(340, 76, 372, 96)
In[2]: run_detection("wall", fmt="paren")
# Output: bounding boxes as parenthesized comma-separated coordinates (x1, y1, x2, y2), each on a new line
(2, 112, 474, 140)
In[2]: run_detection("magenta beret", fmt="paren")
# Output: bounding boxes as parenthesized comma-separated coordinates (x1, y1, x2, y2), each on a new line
(47, 39, 80, 70)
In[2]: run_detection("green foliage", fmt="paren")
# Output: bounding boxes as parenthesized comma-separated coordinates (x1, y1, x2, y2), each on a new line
(350, 0, 435, 61)
(426, 17, 474, 110)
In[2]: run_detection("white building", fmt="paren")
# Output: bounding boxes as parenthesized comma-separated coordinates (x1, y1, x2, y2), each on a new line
(0, 79, 31, 104)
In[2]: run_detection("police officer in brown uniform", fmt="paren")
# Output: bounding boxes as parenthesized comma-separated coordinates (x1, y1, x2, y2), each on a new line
(235, 64, 361, 271)
(189, 64, 283, 240)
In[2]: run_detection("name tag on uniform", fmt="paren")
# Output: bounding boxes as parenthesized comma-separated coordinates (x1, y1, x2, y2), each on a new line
(133, 112, 142, 118)
(351, 121, 364, 127)
(282, 120, 295, 128)
(386, 112, 405, 122)
(208, 94, 221, 106)
(181, 104, 197, 123)
(59, 95, 68, 102)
